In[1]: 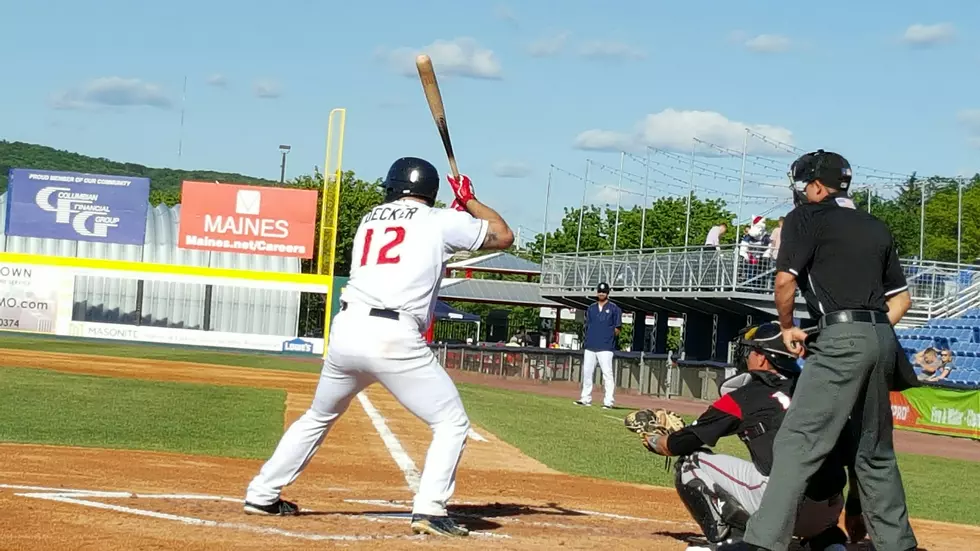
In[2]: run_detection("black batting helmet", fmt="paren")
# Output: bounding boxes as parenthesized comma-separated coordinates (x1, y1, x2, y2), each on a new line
(383, 157, 439, 206)
(732, 322, 803, 377)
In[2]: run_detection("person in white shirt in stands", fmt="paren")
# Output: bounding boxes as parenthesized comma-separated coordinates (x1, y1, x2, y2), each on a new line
(770, 217, 784, 260)
(705, 223, 727, 250)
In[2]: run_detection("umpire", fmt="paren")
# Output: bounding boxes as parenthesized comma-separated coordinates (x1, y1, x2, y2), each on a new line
(733, 150, 918, 551)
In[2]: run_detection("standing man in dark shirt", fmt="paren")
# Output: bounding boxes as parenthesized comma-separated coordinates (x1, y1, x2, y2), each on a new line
(641, 323, 851, 551)
(575, 282, 622, 409)
(730, 150, 917, 551)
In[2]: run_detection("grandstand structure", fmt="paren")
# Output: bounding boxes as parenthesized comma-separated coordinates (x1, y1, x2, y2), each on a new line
(540, 244, 980, 364)
(898, 310, 980, 386)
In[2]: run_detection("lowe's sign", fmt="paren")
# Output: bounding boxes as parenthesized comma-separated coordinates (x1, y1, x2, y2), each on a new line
(282, 337, 315, 354)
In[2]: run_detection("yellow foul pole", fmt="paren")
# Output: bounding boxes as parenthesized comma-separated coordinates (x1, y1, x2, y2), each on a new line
(318, 108, 347, 356)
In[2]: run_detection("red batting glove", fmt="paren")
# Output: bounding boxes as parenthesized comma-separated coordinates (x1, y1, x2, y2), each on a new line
(447, 174, 477, 206)
(449, 199, 467, 212)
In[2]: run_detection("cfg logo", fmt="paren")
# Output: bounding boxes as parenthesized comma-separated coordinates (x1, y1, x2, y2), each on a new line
(35, 186, 121, 238)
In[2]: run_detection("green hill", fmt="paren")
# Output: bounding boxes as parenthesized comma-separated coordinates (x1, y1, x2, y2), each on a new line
(0, 140, 278, 206)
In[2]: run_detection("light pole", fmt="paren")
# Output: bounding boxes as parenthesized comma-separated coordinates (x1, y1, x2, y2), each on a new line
(279, 144, 291, 183)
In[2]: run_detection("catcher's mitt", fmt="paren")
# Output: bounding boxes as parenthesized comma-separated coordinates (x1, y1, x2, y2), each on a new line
(624, 408, 686, 437)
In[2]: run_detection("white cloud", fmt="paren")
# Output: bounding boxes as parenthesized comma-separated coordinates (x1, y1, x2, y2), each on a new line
(207, 73, 228, 87)
(492, 160, 532, 178)
(960, 109, 980, 149)
(578, 40, 646, 60)
(592, 185, 620, 204)
(902, 23, 955, 46)
(494, 4, 518, 25)
(957, 109, 980, 130)
(573, 108, 794, 156)
(253, 79, 282, 98)
(744, 34, 792, 53)
(379, 37, 502, 79)
(49, 77, 173, 110)
(527, 31, 570, 57)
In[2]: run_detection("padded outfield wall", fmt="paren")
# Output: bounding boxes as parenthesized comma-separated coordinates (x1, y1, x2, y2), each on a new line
(0, 191, 313, 351)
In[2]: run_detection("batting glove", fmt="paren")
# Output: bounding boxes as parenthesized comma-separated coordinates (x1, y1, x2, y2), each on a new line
(449, 199, 468, 212)
(447, 174, 477, 206)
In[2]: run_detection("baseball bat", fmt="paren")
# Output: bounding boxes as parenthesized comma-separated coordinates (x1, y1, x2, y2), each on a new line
(415, 54, 460, 180)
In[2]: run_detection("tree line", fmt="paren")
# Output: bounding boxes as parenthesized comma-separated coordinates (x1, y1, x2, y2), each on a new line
(4, 140, 977, 343)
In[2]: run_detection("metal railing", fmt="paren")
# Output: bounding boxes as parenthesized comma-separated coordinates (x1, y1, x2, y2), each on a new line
(431, 343, 735, 403)
(541, 245, 980, 326)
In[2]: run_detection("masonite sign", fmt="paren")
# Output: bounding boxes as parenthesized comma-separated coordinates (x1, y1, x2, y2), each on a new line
(5, 168, 150, 245)
(0, 263, 75, 334)
(67, 320, 326, 354)
(890, 387, 979, 441)
(177, 181, 318, 258)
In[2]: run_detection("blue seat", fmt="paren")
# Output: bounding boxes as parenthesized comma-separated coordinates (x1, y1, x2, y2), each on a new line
(968, 372, 980, 383)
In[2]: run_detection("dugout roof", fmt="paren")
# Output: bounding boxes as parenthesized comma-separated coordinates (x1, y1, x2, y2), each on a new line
(439, 278, 562, 307)
(446, 252, 541, 275)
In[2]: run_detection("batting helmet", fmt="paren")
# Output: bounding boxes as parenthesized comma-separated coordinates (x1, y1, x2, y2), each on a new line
(383, 157, 440, 206)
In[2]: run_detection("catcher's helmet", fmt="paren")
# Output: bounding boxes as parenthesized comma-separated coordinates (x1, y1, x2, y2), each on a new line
(732, 322, 802, 377)
(383, 157, 440, 206)
(789, 149, 853, 192)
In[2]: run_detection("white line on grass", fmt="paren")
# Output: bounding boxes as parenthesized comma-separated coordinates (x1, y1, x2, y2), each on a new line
(355, 392, 422, 492)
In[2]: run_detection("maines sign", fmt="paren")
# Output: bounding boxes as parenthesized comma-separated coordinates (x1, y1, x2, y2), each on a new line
(5, 169, 150, 245)
(177, 181, 318, 258)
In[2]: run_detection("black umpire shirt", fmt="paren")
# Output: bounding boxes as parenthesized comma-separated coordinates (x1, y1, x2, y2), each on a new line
(666, 370, 848, 501)
(775, 193, 908, 319)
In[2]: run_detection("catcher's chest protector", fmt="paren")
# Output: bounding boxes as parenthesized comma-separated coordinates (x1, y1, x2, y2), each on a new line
(727, 374, 795, 475)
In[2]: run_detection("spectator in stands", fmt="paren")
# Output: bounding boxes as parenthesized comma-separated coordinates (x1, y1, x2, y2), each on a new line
(926, 348, 955, 382)
(913, 347, 943, 381)
(770, 217, 784, 260)
(705, 223, 728, 250)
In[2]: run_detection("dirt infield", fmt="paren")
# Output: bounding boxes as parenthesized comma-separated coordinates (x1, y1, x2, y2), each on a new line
(0, 350, 976, 550)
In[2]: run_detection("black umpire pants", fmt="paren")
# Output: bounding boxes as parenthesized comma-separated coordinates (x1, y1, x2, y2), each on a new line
(742, 313, 918, 551)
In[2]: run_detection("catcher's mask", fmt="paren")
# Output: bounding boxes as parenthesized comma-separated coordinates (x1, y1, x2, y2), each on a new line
(788, 149, 853, 207)
(732, 322, 802, 377)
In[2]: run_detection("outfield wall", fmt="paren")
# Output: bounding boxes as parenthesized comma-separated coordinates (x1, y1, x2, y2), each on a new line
(0, 256, 328, 355)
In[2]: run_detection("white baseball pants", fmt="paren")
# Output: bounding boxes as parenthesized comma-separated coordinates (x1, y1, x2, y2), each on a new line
(245, 305, 470, 517)
(580, 349, 615, 407)
(680, 452, 843, 539)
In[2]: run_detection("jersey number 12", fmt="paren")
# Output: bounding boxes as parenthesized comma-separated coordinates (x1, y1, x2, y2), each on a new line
(359, 226, 406, 266)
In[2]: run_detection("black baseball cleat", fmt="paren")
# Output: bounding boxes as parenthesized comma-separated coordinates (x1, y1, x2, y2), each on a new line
(410, 514, 469, 537)
(573, 400, 591, 407)
(244, 498, 299, 516)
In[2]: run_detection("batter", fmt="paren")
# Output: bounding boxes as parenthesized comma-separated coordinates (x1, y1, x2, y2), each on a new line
(243, 157, 514, 537)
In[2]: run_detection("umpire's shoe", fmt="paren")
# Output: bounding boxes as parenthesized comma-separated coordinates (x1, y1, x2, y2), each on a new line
(410, 514, 469, 537)
(244, 498, 299, 516)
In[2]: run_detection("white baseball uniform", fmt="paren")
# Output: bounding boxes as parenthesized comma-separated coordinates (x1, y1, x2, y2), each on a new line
(245, 198, 488, 517)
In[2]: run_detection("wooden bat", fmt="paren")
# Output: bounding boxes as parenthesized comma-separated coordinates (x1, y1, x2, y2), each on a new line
(415, 54, 460, 180)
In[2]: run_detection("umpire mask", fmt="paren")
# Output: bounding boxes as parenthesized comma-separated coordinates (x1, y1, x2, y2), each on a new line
(732, 322, 801, 377)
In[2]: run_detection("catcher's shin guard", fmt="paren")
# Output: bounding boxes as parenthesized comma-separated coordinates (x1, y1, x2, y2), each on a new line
(673, 455, 734, 544)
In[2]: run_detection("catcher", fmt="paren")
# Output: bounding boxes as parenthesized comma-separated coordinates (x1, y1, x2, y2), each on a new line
(625, 323, 856, 551)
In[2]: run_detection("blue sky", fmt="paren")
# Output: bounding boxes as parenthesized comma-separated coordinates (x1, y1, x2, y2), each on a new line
(4, 1, 979, 244)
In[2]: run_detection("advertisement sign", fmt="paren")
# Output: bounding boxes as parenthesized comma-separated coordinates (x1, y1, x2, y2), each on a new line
(5, 169, 150, 245)
(177, 181, 318, 258)
(281, 337, 316, 354)
(67, 321, 326, 354)
(0, 264, 75, 334)
(891, 387, 980, 441)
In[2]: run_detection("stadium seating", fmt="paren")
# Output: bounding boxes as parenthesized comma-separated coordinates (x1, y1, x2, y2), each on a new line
(896, 308, 980, 387)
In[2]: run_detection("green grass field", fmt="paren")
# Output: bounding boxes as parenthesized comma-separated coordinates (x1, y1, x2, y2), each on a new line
(0, 333, 321, 373)
(1, 335, 978, 526)
(0, 367, 286, 459)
